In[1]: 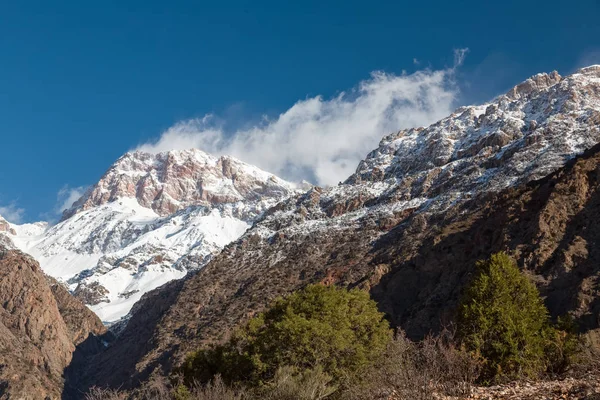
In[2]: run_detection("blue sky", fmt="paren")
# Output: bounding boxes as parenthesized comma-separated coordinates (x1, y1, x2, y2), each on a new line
(1, 0, 599, 223)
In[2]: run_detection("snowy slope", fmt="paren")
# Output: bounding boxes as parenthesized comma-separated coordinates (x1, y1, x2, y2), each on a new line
(246, 66, 600, 241)
(349, 68, 600, 198)
(4, 149, 299, 323)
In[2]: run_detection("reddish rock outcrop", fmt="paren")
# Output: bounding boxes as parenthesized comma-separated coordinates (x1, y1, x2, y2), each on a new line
(0, 216, 15, 235)
(0, 249, 105, 399)
(64, 149, 296, 218)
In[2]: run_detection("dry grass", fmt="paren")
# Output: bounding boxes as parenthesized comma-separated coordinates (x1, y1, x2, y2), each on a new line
(343, 330, 481, 400)
(135, 374, 173, 400)
(186, 376, 248, 400)
(84, 386, 128, 400)
(257, 366, 337, 400)
(571, 330, 600, 375)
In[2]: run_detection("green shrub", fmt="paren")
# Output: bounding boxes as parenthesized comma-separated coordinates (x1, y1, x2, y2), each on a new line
(173, 384, 192, 400)
(457, 252, 555, 382)
(180, 284, 392, 387)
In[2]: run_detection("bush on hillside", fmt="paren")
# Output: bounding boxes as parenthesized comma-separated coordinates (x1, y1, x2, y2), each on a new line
(457, 252, 576, 382)
(179, 284, 392, 388)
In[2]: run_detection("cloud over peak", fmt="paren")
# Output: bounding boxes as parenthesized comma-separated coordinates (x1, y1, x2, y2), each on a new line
(136, 62, 463, 186)
(0, 202, 25, 224)
(56, 185, 88, 215)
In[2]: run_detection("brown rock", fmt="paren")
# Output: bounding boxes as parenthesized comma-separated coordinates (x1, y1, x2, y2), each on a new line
(64, 150, 296, 218)
(0, 216, 15, 235)
(0, 249, 105, 399)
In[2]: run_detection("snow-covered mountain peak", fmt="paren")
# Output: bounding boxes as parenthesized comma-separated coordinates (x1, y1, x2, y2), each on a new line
(573, 64, 600, 76)
(246, 67, 600, 245)
(6, 149, 300, 323)
(347, 67, 600, 199)
(504, 70, 561, 100)
(65, 148, 297, 219)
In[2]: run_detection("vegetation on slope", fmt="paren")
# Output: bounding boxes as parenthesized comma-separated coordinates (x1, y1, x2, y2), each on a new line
(178, 284, 392, 387)
(86, 254, 598, 399)
(457, 252, 577, 382)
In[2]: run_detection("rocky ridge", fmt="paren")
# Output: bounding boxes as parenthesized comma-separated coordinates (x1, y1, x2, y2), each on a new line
(72, 67, 600, 393)
(64, 149, 296, 218)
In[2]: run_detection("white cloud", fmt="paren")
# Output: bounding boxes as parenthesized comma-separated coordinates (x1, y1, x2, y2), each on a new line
(575, 49, 600, 70)
(56, 185, 87, 214)
(454, 48, 469, 67)
(136, 57, 466, 186)
(0, 203, 25, 224)
(35, 185, 88, 223)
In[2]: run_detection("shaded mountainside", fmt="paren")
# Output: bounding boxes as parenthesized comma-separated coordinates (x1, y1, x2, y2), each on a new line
(48, 277, 107, 347)
(67, 66, 600, 394)
(0, 248, 105, 399)
(75, 142, 600, 395)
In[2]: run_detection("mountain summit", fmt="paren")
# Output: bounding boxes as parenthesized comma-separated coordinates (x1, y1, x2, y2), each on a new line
(64, 148, 296, 218)
(346, 67, 600, 208)
(4, 149, 298, 323)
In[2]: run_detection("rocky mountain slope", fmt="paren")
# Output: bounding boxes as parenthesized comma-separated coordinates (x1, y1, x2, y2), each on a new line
(0, 247, 105, 399)
(73, 66, 600, 393)
(3, 149, 299, 323)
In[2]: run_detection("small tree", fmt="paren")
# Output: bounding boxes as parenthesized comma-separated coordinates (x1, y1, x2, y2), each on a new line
(180, 284, 392, 387)
(457, 252, 551, 382)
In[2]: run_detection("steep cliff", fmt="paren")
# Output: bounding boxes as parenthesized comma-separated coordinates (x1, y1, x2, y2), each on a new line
(0, 249, 105, 399)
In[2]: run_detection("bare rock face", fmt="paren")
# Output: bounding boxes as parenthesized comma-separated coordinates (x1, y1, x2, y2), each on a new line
(65, 149, 296, 218)
(0, 215, 15, 235)
(0, 248, 105, 399)
(48, 278, 107, 346)
(505, 70, 562, 99)
(0, 250, 74, 378)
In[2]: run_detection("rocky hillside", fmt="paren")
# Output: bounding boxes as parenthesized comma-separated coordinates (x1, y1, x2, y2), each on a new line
(0, 247, 105, 399)
(73, 66, 600, 392)
(3, 149, 300, 323)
